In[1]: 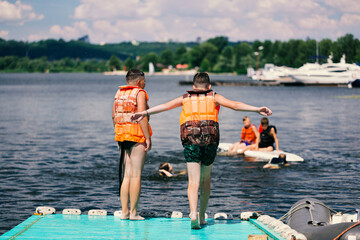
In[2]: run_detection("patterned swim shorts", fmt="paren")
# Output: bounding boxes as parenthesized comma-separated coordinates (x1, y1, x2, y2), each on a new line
(183, 143, 218, 166)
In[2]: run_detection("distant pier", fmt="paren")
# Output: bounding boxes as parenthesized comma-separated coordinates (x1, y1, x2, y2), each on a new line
(179, 75, 300, 86)
(178, 75, 348, 87)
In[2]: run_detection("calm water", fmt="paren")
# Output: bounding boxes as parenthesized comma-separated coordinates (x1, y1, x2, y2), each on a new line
(0, 73, 359, 234)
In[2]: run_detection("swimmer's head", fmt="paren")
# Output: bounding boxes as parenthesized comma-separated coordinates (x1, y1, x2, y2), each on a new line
(279, 153, 287, 163)
(159, 162, 173, 172)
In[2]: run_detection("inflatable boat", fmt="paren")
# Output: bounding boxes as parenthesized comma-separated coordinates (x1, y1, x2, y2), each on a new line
(255, 198, 360, 240)
(285, 198, 360, 240)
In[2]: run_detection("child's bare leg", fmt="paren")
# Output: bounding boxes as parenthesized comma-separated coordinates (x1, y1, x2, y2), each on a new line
(128, 143, 146, 220)
(259, 146, 274, 152)
(120, 150, 131, 219)
(199, 164, 212, 225)
(228, 142, 239, 152)
(187, 162, 201, 229)
(227, 142, 246, 155)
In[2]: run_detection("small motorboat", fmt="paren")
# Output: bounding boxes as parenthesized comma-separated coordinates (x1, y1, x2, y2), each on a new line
(285, 198, 360, 240)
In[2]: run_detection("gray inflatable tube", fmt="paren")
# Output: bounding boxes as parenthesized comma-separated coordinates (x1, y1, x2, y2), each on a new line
(286, 198, 360, 240)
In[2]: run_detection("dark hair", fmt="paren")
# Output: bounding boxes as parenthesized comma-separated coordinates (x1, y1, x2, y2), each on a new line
(193, 72, 210, 88)
(279, 153, 287, 163)
(126, 69, 145, 83)
(260, 117, 269, 126)
(159, 162, 170, 172)
(242, 116, 250, 122)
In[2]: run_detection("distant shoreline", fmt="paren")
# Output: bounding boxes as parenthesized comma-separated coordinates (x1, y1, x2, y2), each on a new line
(103, 69, 237, 76)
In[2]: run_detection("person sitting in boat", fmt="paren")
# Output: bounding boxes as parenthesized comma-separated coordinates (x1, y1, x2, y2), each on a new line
(263, 153, 289, 169)
(258, 117, 279, 151)
(158, 162, 186, 177)
(228, 116, 260, 154)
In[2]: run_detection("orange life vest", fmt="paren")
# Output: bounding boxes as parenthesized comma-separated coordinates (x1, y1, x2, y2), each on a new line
(179, 90, 220, 146)
(241, 124, 256, 144)
(114, 85, 152, 143)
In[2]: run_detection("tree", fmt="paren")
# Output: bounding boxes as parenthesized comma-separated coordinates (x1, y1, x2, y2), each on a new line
(174, 46, 187, 64)
(336, 34, 357, 63)
(189, 46, 203, 68)
(199, 58, 211, 72)
(200, 42, 218, 69)
(207, 36, 228, 53)
(262, 40, 272, 62)
(214, 46, 233, 72)
(123, 57, 134, 71)
(109, 55, 121, 71)
(141, 52, 159, 72)
(160, 49, 173, 66)
(319, 39, 333, 63)
(233, 42, 252, 72)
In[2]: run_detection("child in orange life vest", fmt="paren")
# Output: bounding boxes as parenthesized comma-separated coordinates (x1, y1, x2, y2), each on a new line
(228, 116, 260, 154)
(131, 72, 272, 229)
(112, 69, 152, 221)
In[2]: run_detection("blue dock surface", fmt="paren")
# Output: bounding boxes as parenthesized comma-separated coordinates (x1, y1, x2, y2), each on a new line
(1, 214, 286, 239)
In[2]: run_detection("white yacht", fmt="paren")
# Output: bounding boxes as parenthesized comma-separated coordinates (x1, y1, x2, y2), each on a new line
(248, 64, 295, 82)
(290, 55, 360, 85)
(260, 64, 295, 82)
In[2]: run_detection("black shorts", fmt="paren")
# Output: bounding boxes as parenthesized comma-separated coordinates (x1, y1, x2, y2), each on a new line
(259, 142, 274, 149)
(118, 141, 137, 150)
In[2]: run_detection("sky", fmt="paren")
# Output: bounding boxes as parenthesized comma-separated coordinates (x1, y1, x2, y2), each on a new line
(0, 0, 360, 44)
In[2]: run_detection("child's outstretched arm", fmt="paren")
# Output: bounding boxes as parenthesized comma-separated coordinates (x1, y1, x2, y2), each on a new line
(131, 96, 183, 122)
(215, 94, 272, 116)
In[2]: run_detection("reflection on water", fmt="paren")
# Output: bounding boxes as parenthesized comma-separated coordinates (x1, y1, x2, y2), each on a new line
(0, 73, 359, 234)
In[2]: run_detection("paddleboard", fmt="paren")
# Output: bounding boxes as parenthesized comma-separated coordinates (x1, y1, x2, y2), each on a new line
(244, 150, 304, 162)
(217, 142, 244, 155)
(217, 143, 233, 153)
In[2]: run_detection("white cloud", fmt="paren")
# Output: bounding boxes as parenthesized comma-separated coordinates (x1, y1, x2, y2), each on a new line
(323, 0, 360, 13)
(0, 0, 44, 25)
(21, 0, 360, 43)
(69, 0, 345, 42)
(28, 34, 45, 42)
(49, 21, 90, 40)
(298, 15, 338, 30)
(0, 30, 9, 38)
(340, 13, 360, 26)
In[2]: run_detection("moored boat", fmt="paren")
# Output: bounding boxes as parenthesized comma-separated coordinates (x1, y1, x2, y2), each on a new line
(290, 55, 360, 85)
(285, 198, 360, 240)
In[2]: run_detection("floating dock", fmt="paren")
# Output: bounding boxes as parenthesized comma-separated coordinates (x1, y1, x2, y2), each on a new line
(0, 207, 304, 240)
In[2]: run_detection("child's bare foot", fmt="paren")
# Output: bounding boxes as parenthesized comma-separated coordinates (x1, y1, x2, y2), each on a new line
(120, 212, 129, 220)
(130, 214, 145, 220)
(189, 212, 201, 229)
(199, 215, 207, 225)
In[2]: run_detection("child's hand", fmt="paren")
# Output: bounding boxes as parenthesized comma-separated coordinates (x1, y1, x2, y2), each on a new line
(258, 107, 272, 116)
(144, 138, 152, 151)
(131, 112, 146, 122)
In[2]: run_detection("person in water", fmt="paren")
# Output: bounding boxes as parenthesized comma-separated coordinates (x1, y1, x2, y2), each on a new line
(158, 162, 186, 177)
(131, 72, 272, 229)
(263, 153, 288, 169)
(112, 69, 152, 220)
(258, 117, 279, 151)
(228, 116, 260, 154)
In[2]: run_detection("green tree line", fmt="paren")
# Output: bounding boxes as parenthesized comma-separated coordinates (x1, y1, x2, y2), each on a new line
(1, 34, 359, 74)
